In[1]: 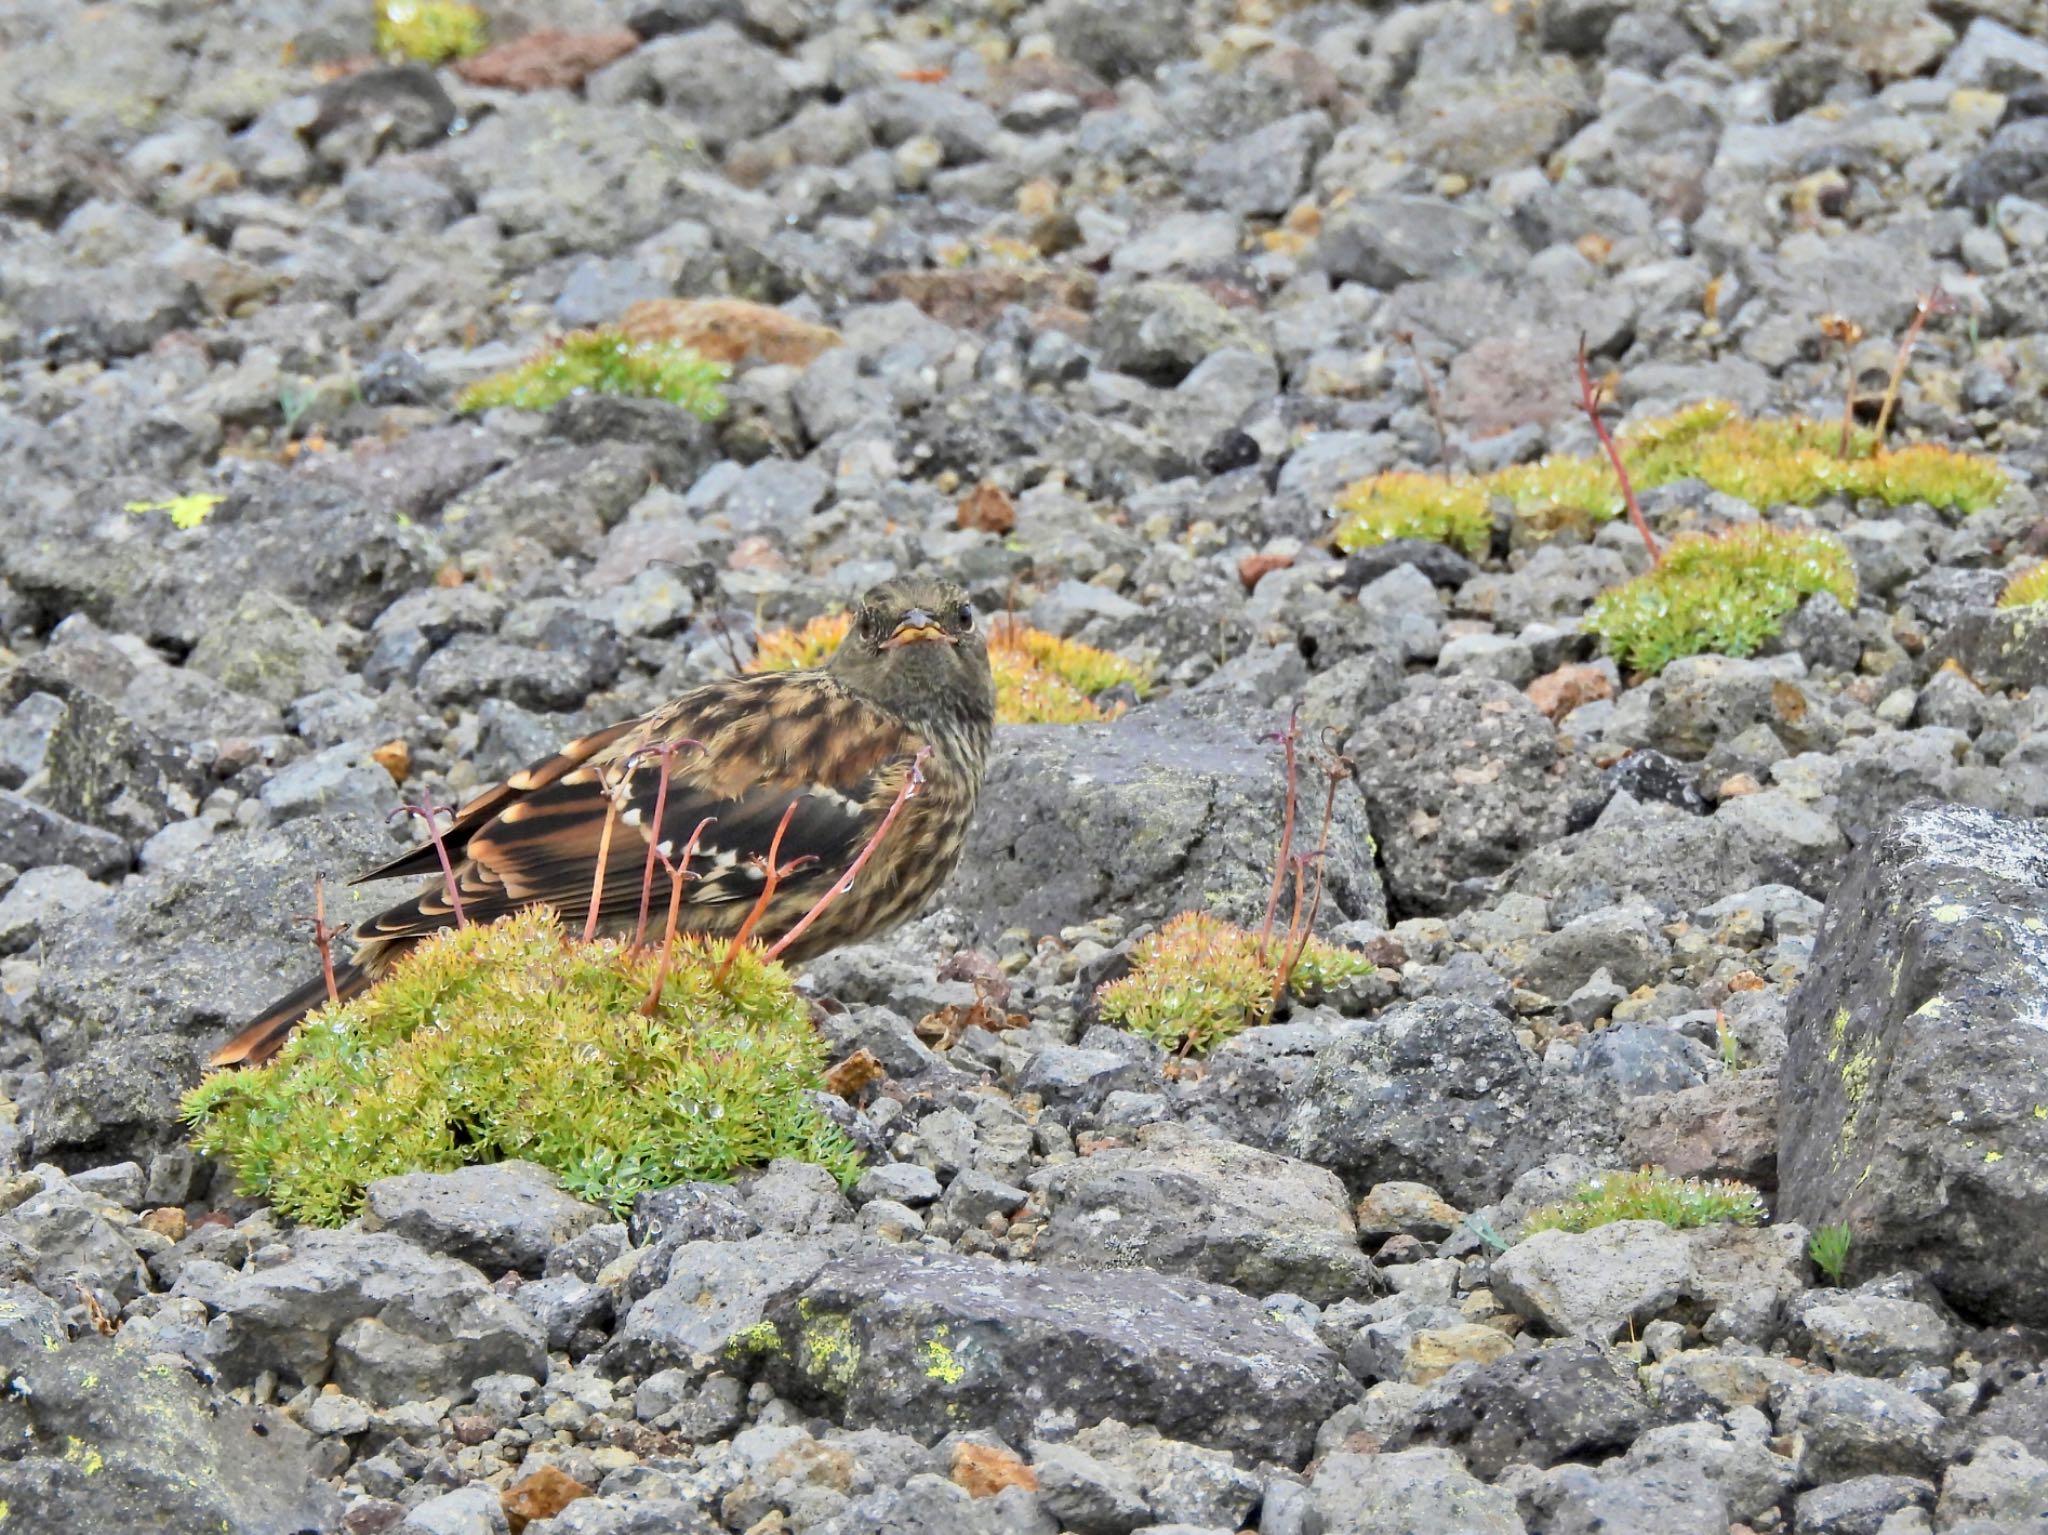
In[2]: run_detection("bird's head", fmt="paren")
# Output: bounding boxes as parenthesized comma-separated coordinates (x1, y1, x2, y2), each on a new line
(829, 575, 995, 732)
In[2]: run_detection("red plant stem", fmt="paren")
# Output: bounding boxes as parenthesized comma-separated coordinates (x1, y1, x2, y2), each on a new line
(1398, 330, 1455, 479)
(583, 788, 620, 946)
(311, 876, 340, 1006)
(641, 816, 715, 1016)
(1837, 370, 1857, 461)
(714, 801, 804, 985)
(391, 792, 465, 927)
(1259, 709, 1302, 945)
(1272, 755, 1351, 1006)
(765, 749, 931, 964)
(1874, 287, 1945, 447)
(632, 750, 678, 950)
(618, 739, 705, 949)
(1576, 336, 1658, 566)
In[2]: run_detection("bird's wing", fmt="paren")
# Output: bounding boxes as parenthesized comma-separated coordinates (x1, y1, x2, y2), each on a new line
(353, 716, 642, 884)
(353, 672, 924, 944)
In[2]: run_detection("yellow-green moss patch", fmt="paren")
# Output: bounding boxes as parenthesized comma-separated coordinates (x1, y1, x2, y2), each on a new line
(376, 0, 486, 63)
(457, 329, 730, 417)
(182, 909, 859, 1224)
(1584, 523, 1858, 676)
(2000, 562, 2048, 609)
(1524, 1169, 1765, 1234)
(1333, 401, 2007, 554)
(1095, 909, 1373, 1055)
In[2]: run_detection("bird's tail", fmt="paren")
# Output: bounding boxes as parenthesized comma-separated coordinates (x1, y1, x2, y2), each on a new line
(207, 957, 378, 1070)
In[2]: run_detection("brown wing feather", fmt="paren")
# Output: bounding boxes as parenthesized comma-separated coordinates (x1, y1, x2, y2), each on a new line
(353, 717, 641, 885)
(350, 671, 924, 946)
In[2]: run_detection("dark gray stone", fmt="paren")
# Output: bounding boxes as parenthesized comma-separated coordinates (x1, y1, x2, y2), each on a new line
(1393, 1340, 1650, 1479)
(952, 707, 1385, 943)
(361, 1161, 609, 1278)
(1932, 607, 2048, 694)
(748, 1249, 1353, 1463)
(0, 789, 129, 878)
(1572, 1023, 1709, 1098)
(24, 812, 395, 1164)
(1284, 999, 1570, 1209)
(1310, 1447, 1523, 1533)
(1793, 1474, 1935, 1535)
(1312, 198, 1520, 290)
(1349, 675, 1598, 916)
(609, 1233, 850, 1369)
(0, 1302, 343, 1535)
(1035, 1125, 1378, 1305)
(184, 1230, 546, 1407)
(1774, 1374, 1952, 1484)
(1778, 803, 2048, 1326)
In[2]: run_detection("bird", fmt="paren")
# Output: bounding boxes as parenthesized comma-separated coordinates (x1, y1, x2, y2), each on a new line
(209, 575, 996, 1068)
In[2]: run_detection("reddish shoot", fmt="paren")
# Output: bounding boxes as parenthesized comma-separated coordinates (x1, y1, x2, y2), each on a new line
(765, 748, 932, 964)
(1576, 335, 1659, 566)
(390, 790, 466, 927)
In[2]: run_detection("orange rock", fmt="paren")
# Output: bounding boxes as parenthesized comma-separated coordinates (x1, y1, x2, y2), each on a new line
(1524, 663, 1612, 722)
(503, 1465, 591, 1534)
(621, 298, 842, 368)
(1716, 773, 1763, 799)
(824, 1048, 885, 1100)
(372, 739, 412, 786)
(951, 1441, 1037, 1498)
(454, 28, 639, 91)
(1238, 550, 1294, 590)
(957, 480, 1016, 534)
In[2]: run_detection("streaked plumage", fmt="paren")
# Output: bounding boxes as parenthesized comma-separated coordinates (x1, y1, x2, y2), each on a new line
(211, 576, 994, 1068)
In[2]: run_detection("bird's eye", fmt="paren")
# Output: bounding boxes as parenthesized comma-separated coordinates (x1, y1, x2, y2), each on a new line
(956, 602, 975, 630)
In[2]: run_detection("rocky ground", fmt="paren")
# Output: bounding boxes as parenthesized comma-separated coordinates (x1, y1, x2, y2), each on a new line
(7, 0, 2048, 1531)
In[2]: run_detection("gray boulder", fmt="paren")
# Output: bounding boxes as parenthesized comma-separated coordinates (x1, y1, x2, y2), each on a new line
(1035, 1125, 1379, 1304)
(1390, 1340, 1650, 1478)
(748, 1248, 1354, 1463)
(1284, 999, 1571, 1209)
(24, 811, 394, 1163)
(1491, 1220, 1805, 1347)
(1310, 1447, 1524, 1534)
(1349, 675, 1598, 914)
(184, 1230, 546, 1406)
(1931, 607, 2048, 694)
(0, 788, 129, 877)
(609, 1233, 852, 1370)
(1778, 803, 2048, 1326)
(362, 1160, 609, 1277)
(0, 1296, 342, 1535)
(951, 706, 1385, 942)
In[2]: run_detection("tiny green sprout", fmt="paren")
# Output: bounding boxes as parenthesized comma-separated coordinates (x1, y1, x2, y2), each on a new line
(1095, 910, 1373, 1055)
(375, 0, 486, 63)
(457, 330, 730, 418)
(1999, 563, 2048, 609)
(1461, 1213, 1511, 1253)
(124, 494, 222, 531)
(1809, 1221, 1853, 1283)
(1716, 1013, 1742, 1073)
(1523, 1168, 1765, 1234)
(182, 908, 858, 1224)
(1584, 523, 1858, 676)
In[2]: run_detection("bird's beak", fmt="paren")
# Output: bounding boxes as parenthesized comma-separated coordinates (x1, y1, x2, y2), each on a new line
(882, 608, 956, 648)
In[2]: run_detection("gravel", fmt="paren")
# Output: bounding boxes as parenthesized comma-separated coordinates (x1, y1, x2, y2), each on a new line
(5, 0, 2048, 1527)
